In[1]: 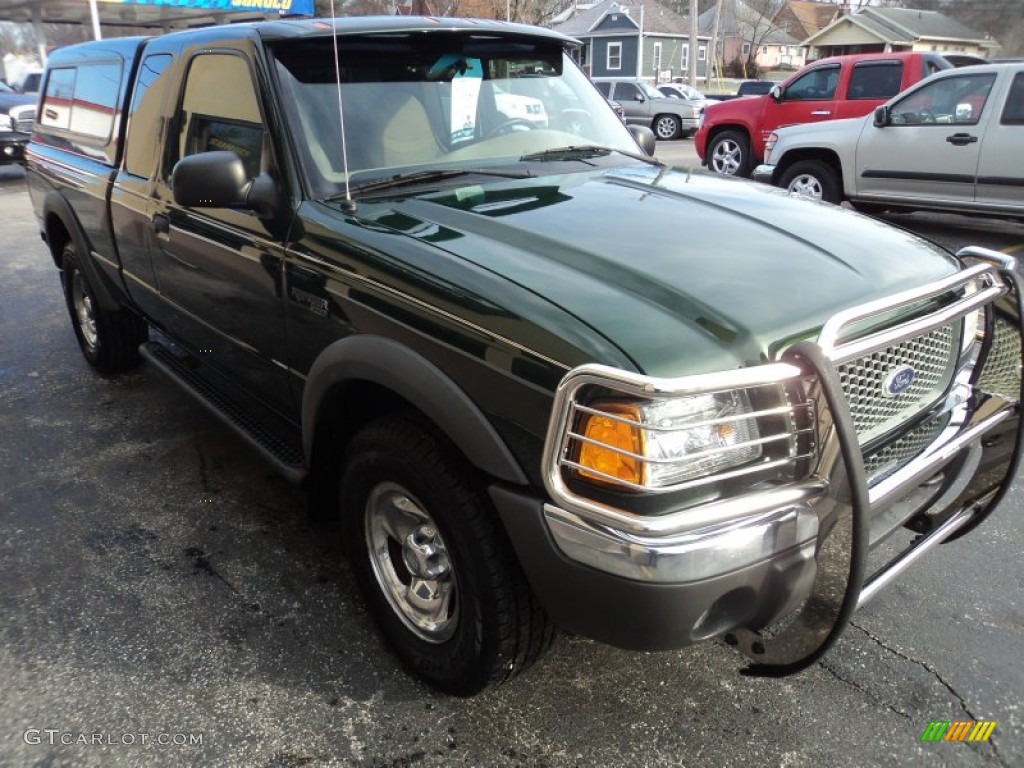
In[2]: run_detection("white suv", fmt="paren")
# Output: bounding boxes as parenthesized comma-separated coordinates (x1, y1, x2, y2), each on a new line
(752, 62, 1024, 219)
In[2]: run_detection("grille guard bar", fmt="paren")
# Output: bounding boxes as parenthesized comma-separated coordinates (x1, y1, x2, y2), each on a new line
(542, 253, 1022, 677)
(734, 255, 1023, 676)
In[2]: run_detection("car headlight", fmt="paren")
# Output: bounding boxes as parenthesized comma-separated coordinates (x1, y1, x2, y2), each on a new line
(574, 391, 769, 490)
(0, 113, 12, 131)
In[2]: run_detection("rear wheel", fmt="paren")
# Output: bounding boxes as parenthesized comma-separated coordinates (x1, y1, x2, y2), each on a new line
(778, 159, 841, 205)
(653, 114, 681, 141)
(340, 415, 554, 695)
(61, 242, 147, 373)
(707, 130, 751, 176)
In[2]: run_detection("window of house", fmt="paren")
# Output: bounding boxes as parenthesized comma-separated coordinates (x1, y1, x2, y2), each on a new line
(607, 42, 622, 71)
(681, 44, 689, 69)
(742, 43, 751, 56)
(653, 42, 662, 72)
(699, 46, 707, 62)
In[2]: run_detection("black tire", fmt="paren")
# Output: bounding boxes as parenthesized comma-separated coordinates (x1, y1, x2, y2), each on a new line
(61, 242, 148, 373)
(778, 159, 842, 205)
(707, 129, 751, 177)
(849, 201, 890, 216)
(653, 114, 681, 141)
(340, 415, 555, 695)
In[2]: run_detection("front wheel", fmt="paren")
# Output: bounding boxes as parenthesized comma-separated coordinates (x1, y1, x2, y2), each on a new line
(707, 130, 751, 176)
(61, 242, 148, 373)
(778, 159, 842, 205)
(653, 114, 681, 141)
(340, 415, 554, 695)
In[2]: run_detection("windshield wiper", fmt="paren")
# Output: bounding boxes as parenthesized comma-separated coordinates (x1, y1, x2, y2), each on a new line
(344, 167, 533, 197)
(519, 144, 662, 166)
(518, 146, 610, 164)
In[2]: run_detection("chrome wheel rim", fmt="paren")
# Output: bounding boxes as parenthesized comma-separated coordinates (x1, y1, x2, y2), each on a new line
(787, 173, 824, 200)
(71, 272, 99, 350)
(711, 139, 742, 175)
(365, 481, 457, 643)
(655, 116, 677, 139)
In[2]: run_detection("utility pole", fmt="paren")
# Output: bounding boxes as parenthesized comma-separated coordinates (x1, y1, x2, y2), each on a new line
(705, 0, 722, 88)
(688, 0, 698, 86)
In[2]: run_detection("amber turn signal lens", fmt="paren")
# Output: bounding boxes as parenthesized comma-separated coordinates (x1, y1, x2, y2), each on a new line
(576, 403, 644, 486)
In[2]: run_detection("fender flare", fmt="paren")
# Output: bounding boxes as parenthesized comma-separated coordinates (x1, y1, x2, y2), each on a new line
(302, 335, 528, 486)
(42, 189, 122, 313)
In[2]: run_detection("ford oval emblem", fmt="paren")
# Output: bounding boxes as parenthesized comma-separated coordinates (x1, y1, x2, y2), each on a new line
(882, 365, 916, 398)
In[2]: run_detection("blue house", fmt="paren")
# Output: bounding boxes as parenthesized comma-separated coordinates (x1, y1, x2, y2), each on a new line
(553, 0, 711, 81)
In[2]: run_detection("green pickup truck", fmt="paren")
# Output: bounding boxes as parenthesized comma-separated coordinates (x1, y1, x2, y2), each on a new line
(26, 17, 1022, 695)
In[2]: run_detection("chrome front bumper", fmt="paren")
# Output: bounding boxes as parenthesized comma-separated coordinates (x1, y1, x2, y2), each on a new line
(539, 250, 1022, 672)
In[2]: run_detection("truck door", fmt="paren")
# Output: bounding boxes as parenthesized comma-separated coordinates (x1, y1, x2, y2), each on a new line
(762, 63, 841, 142)
(610, 81, 651, 128)
(855, 71, 996, 206)
(149, 46, 294, 418)
(975, 71, 1024, 212)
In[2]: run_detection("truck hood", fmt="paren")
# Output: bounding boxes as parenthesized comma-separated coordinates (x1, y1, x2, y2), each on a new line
(774, 115, 868, 145)
(360, 165, 958, 377)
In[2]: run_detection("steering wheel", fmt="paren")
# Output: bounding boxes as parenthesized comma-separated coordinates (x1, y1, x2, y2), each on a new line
(486, 118, 536, 139)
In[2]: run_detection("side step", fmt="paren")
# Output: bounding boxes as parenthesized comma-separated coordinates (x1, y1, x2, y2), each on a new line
(140, 340, 307, 483)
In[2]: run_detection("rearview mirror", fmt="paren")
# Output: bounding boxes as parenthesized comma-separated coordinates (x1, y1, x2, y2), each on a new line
(873, 105, 890, 127)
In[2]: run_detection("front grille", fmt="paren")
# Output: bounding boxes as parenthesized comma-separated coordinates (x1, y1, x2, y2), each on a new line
(837, 324, 957, 445)
(863, 412, 950, 485)
(978, 318, 1022, 400)
(10, 106, 35, 133)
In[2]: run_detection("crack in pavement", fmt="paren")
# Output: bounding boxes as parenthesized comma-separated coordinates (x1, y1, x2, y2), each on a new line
(817, 659, 912, 720)
(849, 621, 1007, 767)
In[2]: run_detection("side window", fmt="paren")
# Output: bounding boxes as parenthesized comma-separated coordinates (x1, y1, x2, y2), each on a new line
(848, 62, 903, 100)
(594, 81, 611, 98)
(1001, 73, 1024, 125)
(40, 68, 76, 130)
(616, 83, 640, 101)
(69, 62, 121, 139)
(890, 73, 996, 126)
(785, 65, 840, 101)
(124, 54, 173, 178)
(172, 53, 263, 180)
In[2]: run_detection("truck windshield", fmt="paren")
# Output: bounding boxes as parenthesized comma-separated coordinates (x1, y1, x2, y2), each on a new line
(270, 33, 639, 198)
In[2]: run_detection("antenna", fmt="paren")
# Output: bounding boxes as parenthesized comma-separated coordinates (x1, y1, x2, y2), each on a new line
(329, 0, 356, 213)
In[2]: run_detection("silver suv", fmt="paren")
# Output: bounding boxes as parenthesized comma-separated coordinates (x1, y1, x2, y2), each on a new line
(754, 62, 1024, 218)
(593, 78, 699, 140)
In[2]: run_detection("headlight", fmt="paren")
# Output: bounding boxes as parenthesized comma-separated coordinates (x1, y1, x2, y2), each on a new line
(0, 113, 12, 131)
(574, 391, 766, 490)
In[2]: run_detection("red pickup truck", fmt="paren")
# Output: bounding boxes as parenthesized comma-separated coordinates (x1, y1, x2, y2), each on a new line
(695, 51, 952, 177)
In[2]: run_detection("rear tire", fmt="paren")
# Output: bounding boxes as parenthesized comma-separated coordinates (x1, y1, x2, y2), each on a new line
(653, 114, 681, 141)
(778, 159, 841, 205)
(61, 242, 147, 373)
(340, 415, 555, 695)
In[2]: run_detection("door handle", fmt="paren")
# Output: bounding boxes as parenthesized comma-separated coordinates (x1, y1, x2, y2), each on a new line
(945, 133, 978, 146)
(152, 213, 170, 234)
(810, 110, 831, 116)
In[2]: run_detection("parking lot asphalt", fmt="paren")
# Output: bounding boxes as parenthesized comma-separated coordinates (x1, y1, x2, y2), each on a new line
(1, 162, 1022, 768)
